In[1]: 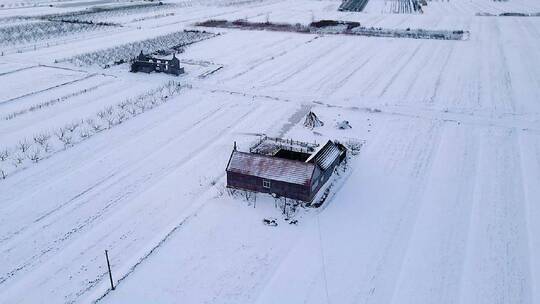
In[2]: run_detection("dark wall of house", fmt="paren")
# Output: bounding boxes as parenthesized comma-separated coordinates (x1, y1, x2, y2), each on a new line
(227, 171, 311, 201)
(131, 62, 155, 73)
(131, 60, 184, 76)
(309, 156, 343, 201)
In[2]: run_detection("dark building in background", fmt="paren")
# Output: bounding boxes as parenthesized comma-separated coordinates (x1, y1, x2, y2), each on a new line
(226, 140, 346, 202)
(130, 51, 184, 76)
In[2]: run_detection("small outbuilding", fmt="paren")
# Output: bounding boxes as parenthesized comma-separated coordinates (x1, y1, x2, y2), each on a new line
(226, 139, 346, 202)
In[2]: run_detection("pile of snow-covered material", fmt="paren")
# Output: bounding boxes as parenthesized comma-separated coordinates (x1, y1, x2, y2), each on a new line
(303, 111, 324, 129)
(336, 120, 352, 129)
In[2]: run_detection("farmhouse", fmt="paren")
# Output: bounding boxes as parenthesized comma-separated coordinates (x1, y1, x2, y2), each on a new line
(130, 51, 184, 76)
(226, 138, 346, 202)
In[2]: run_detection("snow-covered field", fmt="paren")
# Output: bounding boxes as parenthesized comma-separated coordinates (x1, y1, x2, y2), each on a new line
(0, 0, 539, 303)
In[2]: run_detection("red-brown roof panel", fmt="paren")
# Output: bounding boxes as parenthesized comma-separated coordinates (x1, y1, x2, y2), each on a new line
(227, 151, 315, 186)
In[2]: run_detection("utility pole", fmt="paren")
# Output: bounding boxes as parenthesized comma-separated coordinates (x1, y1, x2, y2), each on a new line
(105, 250, 115, 290)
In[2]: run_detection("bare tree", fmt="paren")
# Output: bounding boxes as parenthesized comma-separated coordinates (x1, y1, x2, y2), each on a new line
(28, 148, 41, 163)
(134, 100, 147, 112)
(227, 187, 238, 197)
(97, 110, 108, 120)
(65, 121, 80, 133)
(55, 127, 67, 141)
(117, 111, 127, 124)
(0, 168, 6, 179)
(126, 105, 137, 116)
(12, 153, 25, 167)
(79, 127, 91, 139)
(149, 95, 159, 107)
(43, 142, 52, 153)
(17, 139, 31, 153)
(166, 83, 174, 96)
(98, 108, 115, 128)
(105, 114, 115, 129)
(0, 148, 9, 161)
(117, 100, 130, 110)
(87, 118, 103, 132)
(216, 183, 225, 197)
(33, 132, 51, 146)
(59, 134, 72, 146)
(239, 190, 256, 203)
(345, 140, 364, 155)
(105, 106, 114, 116)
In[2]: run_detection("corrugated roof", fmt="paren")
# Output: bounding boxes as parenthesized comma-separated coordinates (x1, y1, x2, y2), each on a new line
(311, 141, 342, 170)
(227, 151, 315, 185)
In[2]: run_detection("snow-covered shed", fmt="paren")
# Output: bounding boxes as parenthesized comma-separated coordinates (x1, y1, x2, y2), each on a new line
(226, 140, 346, 202)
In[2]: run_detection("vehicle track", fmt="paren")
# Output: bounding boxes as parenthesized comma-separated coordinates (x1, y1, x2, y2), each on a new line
(0, 93, 215, 239)
(257, 38, 338, 88)
(0, 72, 96, 106)
(0, 102, 228, 243)
(221, 35, 318, 83)
(358, 40, 410, 97)
(350, 120, 444, 303)
(376, 43, 423, 98)
(0, 100, 264, 302)
(426, 41, 456, 106)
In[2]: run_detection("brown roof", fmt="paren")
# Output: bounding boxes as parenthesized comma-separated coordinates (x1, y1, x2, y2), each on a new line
(226, 151, 315, 186)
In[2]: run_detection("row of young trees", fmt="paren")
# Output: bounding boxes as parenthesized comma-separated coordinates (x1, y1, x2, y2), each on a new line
(44, 2, 172, 23)
(0, 21, 106, 47)
(63, 30, 216, 67)
(2, 83, 104, 121)
(349, 26, 466, 40)
(0, 81, 186, 181)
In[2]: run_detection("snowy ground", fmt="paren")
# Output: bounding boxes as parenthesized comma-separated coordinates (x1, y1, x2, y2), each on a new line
(0, 0, 539, 303)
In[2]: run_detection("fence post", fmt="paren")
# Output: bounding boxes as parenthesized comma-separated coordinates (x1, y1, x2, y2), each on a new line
(105, 250, 115, 290)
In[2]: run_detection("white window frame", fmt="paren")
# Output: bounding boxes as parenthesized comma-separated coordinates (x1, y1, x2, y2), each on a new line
(263, 179, 271, 189)
(311, 178, 320, 192)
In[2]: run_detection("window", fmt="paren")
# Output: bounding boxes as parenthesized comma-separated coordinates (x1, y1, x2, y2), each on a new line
(263, 180, 271, 189)
(311, 179, 319, 192)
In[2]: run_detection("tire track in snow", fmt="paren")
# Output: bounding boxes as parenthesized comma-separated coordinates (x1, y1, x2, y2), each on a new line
(287, 39, 374, 97)
(322, 47, 379, 98)
(458, 128, 533, 304)
(426, 41, 456, 106)
(358, 40, 412, 97)
(389, 125, 481, 304)
(510, 19, 540, 112)
(0, 103, 231, 286)
(513, 129, 536, 304)
(221, 35, 319, 83)
(376, 43, 423, 98)
(351, 120, 444, 304)
(494, 20, 516, 114)
(60, 102, 286, 303)
(402, 43, 444, 102)
(0, 92, 213, 242)
(0, 98, 284, 303)
(517, 132, 540, 303)
(257, 38, 337, 88)
(0, 73, 97, 106)
(313, 39, 381, 98)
